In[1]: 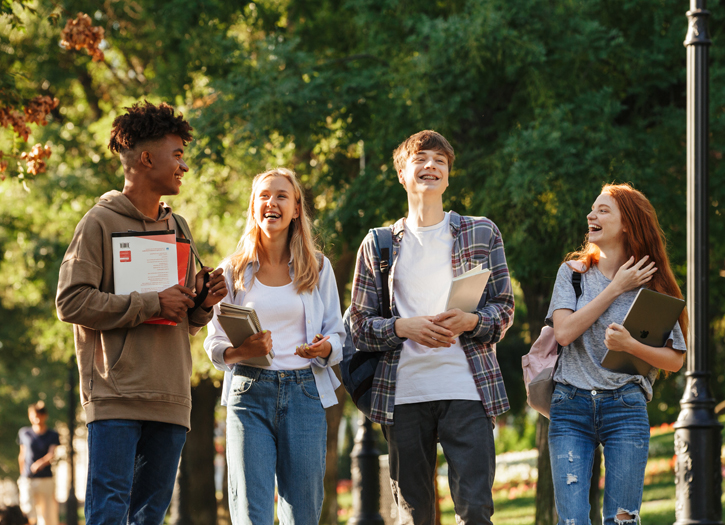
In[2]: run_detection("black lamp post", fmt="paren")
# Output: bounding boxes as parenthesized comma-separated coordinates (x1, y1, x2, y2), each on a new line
(673, 1, 723, 523)
(348, 415, 384, 525)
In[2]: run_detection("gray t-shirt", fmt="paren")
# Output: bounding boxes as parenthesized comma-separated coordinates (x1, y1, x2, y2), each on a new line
(545, 263, 686, 401)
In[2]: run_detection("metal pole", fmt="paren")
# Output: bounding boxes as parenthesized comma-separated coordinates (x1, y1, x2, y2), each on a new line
(348, 415, 384, 525)
(66, 358, 78, 525)
(674, 2, 722, 523)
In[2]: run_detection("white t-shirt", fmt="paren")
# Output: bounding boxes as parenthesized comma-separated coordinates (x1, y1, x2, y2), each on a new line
(393, 213, 480, 405)
(243, 279, 310, 370)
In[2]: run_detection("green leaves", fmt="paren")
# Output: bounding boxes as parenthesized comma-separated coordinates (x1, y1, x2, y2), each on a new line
(1, 1, 724, 468)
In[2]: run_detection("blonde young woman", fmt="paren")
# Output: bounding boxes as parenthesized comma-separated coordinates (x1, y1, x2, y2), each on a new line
(204, 168, 345, 524)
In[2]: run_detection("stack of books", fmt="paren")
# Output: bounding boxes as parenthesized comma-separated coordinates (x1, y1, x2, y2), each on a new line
(218, 304, 274, 366)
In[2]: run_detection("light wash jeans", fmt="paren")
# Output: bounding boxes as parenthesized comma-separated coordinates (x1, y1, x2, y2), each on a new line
(549, 383, 650, 525)
(226, 365, 327, 525)
(84, 419, 187, 525)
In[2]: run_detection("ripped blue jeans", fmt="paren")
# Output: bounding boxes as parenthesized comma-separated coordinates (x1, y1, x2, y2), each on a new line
(549, 383, 649, 525)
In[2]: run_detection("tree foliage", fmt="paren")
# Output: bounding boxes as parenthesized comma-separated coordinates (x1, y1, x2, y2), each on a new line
(1, 2, 725, 519)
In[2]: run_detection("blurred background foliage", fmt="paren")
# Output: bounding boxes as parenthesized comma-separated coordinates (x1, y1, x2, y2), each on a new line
(1, 0, 725, 519)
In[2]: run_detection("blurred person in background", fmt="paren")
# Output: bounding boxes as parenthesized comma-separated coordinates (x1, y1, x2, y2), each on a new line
(17, 402, 59, 525)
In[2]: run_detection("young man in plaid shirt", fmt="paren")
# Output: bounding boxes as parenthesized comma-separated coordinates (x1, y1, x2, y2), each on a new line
(350, 130, 515, 525)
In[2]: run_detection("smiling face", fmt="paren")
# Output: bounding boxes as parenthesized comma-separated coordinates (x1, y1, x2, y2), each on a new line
(253, 174, 300, 238)
(397, 148, 450, 196)
(141, 133, 189, 197)
(587, 192, 625, 249)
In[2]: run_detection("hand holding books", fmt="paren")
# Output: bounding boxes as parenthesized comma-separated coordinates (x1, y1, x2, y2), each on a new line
(224, 330, 274, 366)
(218, 304, 274, 367)
(600, 288, 686, 375)
(157, 266, 226, 323)
(393, 265, 491, 347)
(432, 264, 491, 338)
(433, 309, 479, 339)
(158, 285, 197, 323)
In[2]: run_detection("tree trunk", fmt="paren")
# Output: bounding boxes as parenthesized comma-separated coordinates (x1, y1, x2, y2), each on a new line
(170, 377, 220, 525)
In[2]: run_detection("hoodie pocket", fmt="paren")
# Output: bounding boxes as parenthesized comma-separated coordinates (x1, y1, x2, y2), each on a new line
(109, 324, 192, 402)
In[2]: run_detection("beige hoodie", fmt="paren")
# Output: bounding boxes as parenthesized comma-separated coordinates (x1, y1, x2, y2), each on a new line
(56, 190, 212, 430)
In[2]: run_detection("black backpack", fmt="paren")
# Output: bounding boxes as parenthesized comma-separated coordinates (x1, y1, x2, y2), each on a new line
(340, 227, 393, 419)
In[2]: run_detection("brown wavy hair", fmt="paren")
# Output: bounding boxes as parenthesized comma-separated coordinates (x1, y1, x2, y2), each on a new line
(565, 182, 688, 345)
(393, 130, 455, 172)
(108, 101, 193, 152)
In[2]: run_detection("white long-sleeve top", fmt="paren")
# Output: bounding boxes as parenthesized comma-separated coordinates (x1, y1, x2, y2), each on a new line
(204, 255, 345, 408)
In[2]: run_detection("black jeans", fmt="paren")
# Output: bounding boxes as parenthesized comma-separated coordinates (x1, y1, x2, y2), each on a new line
(382, 400, 495, 525)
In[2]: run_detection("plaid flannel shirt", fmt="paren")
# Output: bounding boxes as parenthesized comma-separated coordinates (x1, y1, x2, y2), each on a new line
(349, 211, 515, 425)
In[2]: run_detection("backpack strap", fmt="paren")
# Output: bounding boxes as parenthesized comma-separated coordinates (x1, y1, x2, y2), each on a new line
(172, 213, 204, 269)
(370, 227, 393, 319)
(572, 270, 582, 298)
(172, 213, 209, 312)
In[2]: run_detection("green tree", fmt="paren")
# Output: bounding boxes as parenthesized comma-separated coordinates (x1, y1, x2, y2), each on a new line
(4, 0, 725, 523)
(187, 0, 725, 521)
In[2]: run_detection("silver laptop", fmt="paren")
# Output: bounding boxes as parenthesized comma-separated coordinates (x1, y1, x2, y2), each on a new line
(600, 288, 686, 376)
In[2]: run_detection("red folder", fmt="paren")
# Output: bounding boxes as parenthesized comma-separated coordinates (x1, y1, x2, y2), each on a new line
(144, 239, 191, 326)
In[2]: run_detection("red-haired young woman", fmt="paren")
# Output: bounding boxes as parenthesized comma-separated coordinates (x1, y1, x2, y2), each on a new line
(545, 183, 686, 524)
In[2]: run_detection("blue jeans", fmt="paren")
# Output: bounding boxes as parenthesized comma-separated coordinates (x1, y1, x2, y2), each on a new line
(85, 419, 187, 525)
(549, 383, 650, 525)
(226, 365, 327, 525)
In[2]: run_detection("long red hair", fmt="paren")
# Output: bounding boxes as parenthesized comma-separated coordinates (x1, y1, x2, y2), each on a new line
(565, 183, 688, 345)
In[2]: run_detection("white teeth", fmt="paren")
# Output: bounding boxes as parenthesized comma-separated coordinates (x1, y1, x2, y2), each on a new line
(264, 213, 280, 219)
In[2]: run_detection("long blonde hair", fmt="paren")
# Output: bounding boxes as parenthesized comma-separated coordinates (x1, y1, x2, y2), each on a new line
(229, 168, 321, 294)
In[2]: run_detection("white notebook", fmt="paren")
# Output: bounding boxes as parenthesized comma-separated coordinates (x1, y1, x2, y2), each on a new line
(445, 264, 491, 313)
(217, 303, 274, 367)
(111, 230, 177, 295)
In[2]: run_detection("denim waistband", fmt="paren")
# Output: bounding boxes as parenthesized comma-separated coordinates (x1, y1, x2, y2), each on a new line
(555, 382, 643, 399)
(232, 364, 313, 382)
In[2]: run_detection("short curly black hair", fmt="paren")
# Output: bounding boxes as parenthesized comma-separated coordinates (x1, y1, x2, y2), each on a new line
(108, 100, 193, 153)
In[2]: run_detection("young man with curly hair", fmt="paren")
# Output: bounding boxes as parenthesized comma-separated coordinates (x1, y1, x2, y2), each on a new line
(350, 130, 515, 524)
(56, 101, 227, 525)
